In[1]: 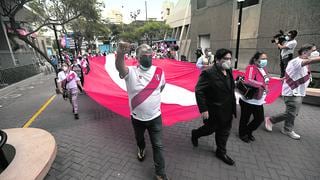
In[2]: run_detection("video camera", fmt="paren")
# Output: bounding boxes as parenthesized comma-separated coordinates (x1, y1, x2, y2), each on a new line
(271, 30, 286, 45)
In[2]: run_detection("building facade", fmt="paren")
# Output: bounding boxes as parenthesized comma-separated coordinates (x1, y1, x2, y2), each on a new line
(0, 6, 52, 87)
(166, 0, 191, 60)
(188, 0, 320, 74)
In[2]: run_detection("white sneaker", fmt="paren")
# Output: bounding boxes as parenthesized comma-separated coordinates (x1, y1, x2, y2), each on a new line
(265, 117, 273, 132)
(281, 129, 300, 140)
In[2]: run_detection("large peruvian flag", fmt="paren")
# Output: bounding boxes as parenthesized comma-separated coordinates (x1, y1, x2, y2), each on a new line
(84, 55, 282, 126)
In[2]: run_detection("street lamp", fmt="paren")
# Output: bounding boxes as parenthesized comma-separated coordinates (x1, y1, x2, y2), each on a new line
(234, 0, 245, 69)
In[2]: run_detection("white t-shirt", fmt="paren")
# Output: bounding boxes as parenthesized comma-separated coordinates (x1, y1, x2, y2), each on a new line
(57, 70, 80, 89)
(281, 40, 297, 58)
(123, 66, 166, 121)
(282, 57, 310, 96)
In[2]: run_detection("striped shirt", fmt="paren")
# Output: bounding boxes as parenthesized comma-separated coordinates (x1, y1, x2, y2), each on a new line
(282, 57, 310, 96)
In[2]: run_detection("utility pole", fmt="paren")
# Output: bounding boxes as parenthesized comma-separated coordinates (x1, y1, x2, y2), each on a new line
(234, 0, 245, 69)
(145, 0, 148, 21)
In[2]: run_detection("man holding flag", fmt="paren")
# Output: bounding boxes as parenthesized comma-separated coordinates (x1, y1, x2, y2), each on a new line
(115, 42, 168, 180)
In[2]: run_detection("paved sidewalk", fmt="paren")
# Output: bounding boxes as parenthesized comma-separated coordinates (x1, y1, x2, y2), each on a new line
(1, 73, 320, 180)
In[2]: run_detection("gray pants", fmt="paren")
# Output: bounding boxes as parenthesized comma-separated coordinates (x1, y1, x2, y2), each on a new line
(271, 96, 303, 131)
(68, 88, 79, 114)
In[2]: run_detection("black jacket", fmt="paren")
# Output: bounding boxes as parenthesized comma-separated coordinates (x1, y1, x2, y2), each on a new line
(195, 65, 237, 119)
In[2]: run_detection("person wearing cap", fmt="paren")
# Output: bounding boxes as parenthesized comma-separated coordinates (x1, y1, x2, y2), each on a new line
(115, 42, 168, 180)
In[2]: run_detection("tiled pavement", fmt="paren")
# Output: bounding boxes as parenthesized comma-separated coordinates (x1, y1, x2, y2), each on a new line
(0, 73, 320, 180)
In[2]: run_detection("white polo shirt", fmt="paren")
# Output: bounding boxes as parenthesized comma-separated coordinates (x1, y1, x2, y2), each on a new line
(57, 70, 80, 89)
(282, 57, 310, 96)
(123, 66, 165, 121)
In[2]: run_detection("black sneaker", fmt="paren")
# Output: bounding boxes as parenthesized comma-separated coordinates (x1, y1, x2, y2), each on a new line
(74, 114, 79, 119)
(191, 129, 198, 147)
(137, 148, 145, 161)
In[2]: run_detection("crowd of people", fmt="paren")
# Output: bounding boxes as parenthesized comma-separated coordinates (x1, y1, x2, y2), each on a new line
(113, 38, 320, 179)
(50, 29, 320, 179)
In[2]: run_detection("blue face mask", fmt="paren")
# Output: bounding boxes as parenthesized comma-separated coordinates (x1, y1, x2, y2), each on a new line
(259, 59, 268, 68)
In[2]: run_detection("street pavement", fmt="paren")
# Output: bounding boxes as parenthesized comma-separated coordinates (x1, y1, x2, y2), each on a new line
(0, 72, 320, 180)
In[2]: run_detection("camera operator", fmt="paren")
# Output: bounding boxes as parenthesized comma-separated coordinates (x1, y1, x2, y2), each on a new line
(275, 30, 298, 78)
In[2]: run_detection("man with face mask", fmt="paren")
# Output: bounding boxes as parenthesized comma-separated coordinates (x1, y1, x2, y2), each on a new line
(115, 42, 168, 180)
(196, 48, 215, 70)
(191, 48, 237, 166)
(265, 44, 320, 140)
(276, 30, 298, 78)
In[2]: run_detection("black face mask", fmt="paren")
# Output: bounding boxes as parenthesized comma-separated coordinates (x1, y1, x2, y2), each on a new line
(139, 55, 152, 69)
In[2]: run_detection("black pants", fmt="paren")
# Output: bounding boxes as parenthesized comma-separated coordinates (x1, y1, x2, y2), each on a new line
(131, 116, 166, 177)
(193, 115, 232, 154)
(280, 54, 293, 78)
(239, 99, 264, 137)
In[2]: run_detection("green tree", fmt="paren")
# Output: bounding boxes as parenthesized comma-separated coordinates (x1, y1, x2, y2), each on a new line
(117, 21, 170, 44)
(0, 0, 103, 73)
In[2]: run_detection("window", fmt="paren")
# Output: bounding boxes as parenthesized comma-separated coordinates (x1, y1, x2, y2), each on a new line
(237, 0, 259, 9)
(166, 8, 170, 16)
(197, 0, 207, 9)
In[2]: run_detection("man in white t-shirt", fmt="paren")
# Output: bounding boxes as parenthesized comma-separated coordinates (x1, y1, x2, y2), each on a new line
(57, 62, 84, 119)
(276, 30, 298, 78)
(196, 48, 214, 70)
(115, 42, 168, 180)
(265, 44, 320, 139)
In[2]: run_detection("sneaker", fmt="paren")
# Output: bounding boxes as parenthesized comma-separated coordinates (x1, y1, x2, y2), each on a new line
(74, 114, 79, 119)
(265, 117, 273, 132)
(137, 148, 145, 161)
(281, 128, 300, 140)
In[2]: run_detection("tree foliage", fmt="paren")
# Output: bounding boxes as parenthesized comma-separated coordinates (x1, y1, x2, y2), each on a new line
(0, 0, 104, 73)
(113, 21, 171, 44)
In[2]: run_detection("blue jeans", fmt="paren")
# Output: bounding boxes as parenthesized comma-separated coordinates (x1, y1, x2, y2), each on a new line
(131, 115, 166, 177)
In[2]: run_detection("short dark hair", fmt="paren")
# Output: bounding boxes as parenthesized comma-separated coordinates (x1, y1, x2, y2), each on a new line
(298, 43, 313, 55)
(249, 51, 266, 65)
(289, 30, 298, 39)
(214, 48, 232, 61)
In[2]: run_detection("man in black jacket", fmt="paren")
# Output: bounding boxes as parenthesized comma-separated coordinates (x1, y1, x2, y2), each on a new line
(191, 48, 237, 166)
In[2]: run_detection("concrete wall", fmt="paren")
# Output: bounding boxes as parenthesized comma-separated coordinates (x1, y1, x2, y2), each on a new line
(257, 0, 320, 74)
(189, 0, 320, 74)
(190, 0, 234, 62)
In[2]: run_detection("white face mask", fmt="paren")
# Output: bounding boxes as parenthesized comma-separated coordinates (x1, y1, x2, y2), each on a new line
(221, 60, 232, 70)
(285, 36, 290, 41)
(310, 50, 320, 57)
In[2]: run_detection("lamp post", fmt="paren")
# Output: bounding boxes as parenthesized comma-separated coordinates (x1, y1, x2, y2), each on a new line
(145, 0, 148, 21)
(234, 0, 245, 69)
(52, 24, 63, 64)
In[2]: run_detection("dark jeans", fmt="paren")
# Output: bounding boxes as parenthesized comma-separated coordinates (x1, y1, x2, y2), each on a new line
(193, 115, 232, 154)
(239, 99, 264, 137)
(131, 116, 166, 177)
(280, 54, 293, 78)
